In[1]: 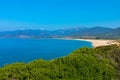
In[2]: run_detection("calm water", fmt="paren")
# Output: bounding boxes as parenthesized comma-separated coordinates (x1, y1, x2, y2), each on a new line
(0, 38, 92, 67)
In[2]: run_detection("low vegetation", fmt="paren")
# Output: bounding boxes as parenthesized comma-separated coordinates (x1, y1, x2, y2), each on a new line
(0, 45, 120, 80)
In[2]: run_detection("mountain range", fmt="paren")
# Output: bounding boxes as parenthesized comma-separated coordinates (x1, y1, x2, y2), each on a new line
(0, 26, 120, 39)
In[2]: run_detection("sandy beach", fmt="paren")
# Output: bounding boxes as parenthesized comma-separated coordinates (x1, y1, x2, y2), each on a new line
(74, 39, 120, 48)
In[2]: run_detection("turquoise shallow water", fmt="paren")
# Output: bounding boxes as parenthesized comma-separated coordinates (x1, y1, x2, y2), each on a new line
(0, 38, 92, 67)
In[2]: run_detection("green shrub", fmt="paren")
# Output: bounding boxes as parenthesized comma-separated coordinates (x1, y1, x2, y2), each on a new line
(0, 45, 119, 80)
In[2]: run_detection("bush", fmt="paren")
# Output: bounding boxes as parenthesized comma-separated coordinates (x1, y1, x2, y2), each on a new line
(0, 45, 119, 80)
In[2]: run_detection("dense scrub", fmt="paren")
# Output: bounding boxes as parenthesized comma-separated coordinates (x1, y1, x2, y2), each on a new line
(0, 45, 120, 80)
(95, 45, 120, 79)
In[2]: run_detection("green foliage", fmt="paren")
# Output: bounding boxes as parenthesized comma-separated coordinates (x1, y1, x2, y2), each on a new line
(95, 45, 120, 79)
(0, 45, 119, 80)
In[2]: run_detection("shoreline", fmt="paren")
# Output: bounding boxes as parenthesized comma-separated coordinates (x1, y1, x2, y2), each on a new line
(49, 38, 119, 48)
(0, 37, 119, 48)
(73, 39, 120, 48)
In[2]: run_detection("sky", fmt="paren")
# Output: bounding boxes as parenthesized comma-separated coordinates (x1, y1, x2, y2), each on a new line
(0, 0, 120, 31)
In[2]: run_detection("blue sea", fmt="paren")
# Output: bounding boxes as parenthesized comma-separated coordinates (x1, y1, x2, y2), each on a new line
(0, 38, 92, 67)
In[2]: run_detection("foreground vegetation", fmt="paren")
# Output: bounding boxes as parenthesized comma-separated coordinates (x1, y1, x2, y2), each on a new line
(0, 45, 120, 80)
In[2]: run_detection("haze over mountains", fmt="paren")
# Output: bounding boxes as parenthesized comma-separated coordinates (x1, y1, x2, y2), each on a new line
(0, 26, 120, 39)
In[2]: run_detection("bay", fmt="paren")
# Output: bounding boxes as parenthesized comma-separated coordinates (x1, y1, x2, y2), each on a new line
(0, 38, 92, 67)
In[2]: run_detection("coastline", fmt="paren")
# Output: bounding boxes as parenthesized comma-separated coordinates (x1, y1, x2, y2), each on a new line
(0, 37, 119, 48)
(74, 39, 120, 48)
(36, 38, 120, 48)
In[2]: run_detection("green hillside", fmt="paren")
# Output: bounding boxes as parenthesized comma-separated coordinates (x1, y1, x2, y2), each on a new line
(0, 45, 120, 80)
(99, 27, 120, 39)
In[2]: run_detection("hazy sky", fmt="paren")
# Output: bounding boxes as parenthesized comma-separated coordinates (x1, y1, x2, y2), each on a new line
(0, 0, 120, 31)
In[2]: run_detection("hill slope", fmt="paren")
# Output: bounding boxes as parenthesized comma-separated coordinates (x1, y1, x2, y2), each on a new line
(99, 27, 120, 39)
(0, 45, 120, 80)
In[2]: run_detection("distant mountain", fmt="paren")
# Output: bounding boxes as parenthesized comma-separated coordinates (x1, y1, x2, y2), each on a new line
(0, 26, 119, 39)
(85, 26, 112, 35)
(99, 27, 120, 39)
(0, 30, 52, 38)
(51, 27, 113, 38)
